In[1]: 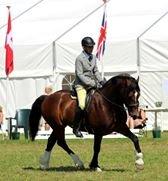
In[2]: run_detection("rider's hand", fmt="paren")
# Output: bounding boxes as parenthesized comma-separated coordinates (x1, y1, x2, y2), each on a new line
(100, 80, 106, 86)
(96, 83, 102, 89)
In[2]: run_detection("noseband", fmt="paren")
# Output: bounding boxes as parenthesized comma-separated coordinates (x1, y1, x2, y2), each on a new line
(127, 102, 139, 108)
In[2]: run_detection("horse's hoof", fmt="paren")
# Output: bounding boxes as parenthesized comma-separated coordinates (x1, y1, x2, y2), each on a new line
(135, 163, 144, 171)
(95, 167, 102, 172)
(40, 164, 49, 170)
(39, 157, 49, 170)
(135, 157, 144, 171)
(90, 165, 102, 172)
(75, 164, 85, 170)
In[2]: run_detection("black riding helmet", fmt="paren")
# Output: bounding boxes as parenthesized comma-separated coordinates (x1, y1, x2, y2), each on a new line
(81, 37, 95, 47)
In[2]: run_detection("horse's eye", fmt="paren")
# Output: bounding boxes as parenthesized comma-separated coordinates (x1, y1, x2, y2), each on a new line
(128, 91, 134, 97)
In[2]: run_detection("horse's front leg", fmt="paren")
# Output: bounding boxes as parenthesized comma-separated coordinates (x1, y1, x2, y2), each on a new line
(89, 134, 103, 172)
(118, 125, 144, 170)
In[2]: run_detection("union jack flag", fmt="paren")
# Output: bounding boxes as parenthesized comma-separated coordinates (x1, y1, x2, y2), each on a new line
(96, 6, 107, 61)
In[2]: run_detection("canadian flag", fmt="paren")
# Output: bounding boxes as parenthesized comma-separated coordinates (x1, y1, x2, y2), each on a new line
(5, 7, 13, 76)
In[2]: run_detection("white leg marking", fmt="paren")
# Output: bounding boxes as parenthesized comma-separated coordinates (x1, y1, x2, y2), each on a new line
(135, 152, 144, 170)
(70, 153, 84, 169)
(39, 151, 51, 170)
(94, 167, 102, 172)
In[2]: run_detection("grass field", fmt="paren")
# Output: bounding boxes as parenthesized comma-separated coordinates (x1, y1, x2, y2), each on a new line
(0, 131, 168, 181)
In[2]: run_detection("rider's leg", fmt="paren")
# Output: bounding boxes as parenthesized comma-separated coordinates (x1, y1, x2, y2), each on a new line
(73, 107, 84, 137)
(73, 86, 86, 137)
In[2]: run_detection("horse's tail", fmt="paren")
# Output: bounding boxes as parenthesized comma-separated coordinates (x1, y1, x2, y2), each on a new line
(29, 95, 47, 141)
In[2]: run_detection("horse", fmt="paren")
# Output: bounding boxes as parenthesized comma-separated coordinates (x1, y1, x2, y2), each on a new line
(29, 73, 144, 171)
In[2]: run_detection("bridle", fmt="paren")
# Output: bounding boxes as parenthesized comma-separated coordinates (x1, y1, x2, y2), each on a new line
(96, 89, 139, 112)
(126, 102, 139, 108)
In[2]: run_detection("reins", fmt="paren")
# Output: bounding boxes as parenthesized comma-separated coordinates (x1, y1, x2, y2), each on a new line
(96, 89, 126, 112)
(96, 88, 138, 112)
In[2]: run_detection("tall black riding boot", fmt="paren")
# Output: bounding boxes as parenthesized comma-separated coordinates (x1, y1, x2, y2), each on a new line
(73, 107, 83, 138)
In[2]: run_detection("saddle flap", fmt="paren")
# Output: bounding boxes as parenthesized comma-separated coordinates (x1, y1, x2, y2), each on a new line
(85, 89, 95, 111)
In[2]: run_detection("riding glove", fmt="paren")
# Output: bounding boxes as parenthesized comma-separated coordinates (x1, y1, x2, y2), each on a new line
(100, 79, 106, 86)
(96, 83, 102, 89)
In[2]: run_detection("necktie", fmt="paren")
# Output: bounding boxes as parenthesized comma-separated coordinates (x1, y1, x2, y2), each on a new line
(88, 55, 93, 61)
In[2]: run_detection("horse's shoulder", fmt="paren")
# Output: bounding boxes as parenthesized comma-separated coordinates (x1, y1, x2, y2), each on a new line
(90, 90, 104, 103)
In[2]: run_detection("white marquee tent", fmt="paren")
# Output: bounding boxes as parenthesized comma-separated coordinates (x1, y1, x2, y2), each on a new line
(0, 0, 168, 130)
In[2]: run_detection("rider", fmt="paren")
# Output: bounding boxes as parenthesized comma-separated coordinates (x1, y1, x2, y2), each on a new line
(73, 36, 106, 137)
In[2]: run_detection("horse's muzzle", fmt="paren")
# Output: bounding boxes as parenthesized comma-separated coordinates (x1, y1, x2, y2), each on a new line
(132, 115, 138, 120)
(128, 108, 139, 120)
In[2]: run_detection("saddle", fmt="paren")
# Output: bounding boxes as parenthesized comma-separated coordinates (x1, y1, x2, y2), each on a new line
(70, 87, 95, 111)
(70, 87, 96, 134)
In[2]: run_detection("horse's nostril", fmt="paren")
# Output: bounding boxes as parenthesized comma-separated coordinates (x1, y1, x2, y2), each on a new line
(132, 115, 137, 120)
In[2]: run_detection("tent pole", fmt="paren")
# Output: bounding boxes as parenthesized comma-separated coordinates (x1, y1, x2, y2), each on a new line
(52, 41, 56, 72)
(136, 37, 140, 79)
(52, 41, 57, 88)
(138, 11, 168, 39)
(136, 10, 168, 81)
(53, 0, 111, 42)
(0, 0, 45, 30)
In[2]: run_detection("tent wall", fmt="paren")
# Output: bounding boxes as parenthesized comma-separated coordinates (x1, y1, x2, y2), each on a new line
(55, 40, 137, 73)
(0, 44, 53, 78)
(0, 77, 51, 115)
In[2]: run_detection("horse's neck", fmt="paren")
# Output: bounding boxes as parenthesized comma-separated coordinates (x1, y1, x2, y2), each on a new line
(101, 85, 123, 105)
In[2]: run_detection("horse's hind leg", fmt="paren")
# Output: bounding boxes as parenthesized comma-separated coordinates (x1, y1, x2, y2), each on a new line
(57, 127, 84, 169)
(118, 125, 144, 170)
(39, 130, 57, 170)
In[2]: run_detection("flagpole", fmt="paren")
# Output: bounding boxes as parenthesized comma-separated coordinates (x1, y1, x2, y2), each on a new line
(101, 55, 104, 79)
(96, 0, 107, 79)
(6, 6, 10, 118)
(5, 6, 14, 118)
(6, 77, 9, 116)
(101, 1, 107, 79)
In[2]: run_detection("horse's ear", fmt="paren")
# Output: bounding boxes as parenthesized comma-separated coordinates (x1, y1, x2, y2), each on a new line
(137, 76, 139, 82)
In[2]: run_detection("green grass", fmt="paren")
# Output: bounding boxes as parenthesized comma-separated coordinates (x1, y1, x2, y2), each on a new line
(0, 132, 168, 181)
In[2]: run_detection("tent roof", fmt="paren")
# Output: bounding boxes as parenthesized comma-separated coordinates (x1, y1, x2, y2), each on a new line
(0, 0, 167, 45)
(0, 0, 168, 77)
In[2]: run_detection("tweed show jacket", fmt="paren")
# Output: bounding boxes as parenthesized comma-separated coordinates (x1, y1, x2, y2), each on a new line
(74, 51, 103, 89)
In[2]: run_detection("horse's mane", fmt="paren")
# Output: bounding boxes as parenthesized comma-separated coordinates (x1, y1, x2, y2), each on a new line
(103, 73, 132, 87)
(117, 73, 131, 78)
(102, 73, 140, 92)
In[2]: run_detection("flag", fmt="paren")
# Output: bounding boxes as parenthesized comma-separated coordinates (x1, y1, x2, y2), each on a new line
(96, 5, 107, 61)
(5, 7, 13, 76)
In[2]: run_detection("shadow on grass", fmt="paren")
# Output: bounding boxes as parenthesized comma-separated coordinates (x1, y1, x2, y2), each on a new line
(23, 166, 82, 172)
(23, 166, 128, 172)
(106, 168, 128, 172)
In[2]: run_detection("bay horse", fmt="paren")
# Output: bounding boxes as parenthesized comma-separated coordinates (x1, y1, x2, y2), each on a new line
(29, 73, 144, 171)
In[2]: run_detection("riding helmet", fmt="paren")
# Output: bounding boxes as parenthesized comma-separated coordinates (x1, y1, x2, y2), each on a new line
(81, 37, 95, 47)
